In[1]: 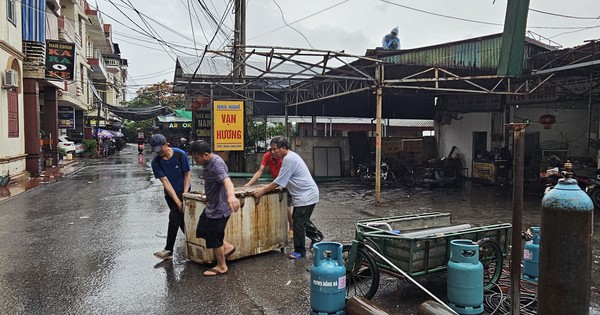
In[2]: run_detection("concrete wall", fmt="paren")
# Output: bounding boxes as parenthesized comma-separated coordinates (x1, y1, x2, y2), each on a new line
(513, 107, 596, 157)
(245, 137, 351, 176)
(438, 112, 492, 175)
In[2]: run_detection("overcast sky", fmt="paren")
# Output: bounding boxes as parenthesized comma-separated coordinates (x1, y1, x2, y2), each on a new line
(95, 0, 600, 99)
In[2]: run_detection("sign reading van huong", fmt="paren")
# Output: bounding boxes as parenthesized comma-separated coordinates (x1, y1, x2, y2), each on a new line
(213, 100, 244, 151)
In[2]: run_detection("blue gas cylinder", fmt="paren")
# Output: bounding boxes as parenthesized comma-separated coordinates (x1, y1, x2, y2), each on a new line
(447, 239, 484, 315)
(310, 242, 346, 315)
(538, 178, 593, 314)
(523, 227, 540, 282)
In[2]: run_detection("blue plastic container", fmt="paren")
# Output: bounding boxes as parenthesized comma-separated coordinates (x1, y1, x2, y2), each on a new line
(447, 239, 484, 315)
(523, 227, 540, 282)
(310, 242, 346, 315)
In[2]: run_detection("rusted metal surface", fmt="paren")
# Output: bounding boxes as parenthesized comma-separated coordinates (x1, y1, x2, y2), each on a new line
(417, 301, 455, 315)
(345, 296, 391, 315)
(538, 179, 593, 315)
(380, 34, 550, 71)
(507, 122, 528, 315)
(183, 184, 288, 264)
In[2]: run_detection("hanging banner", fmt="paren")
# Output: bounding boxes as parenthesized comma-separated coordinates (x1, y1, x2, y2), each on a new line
(58, 106, 75, 129)
(213, 100, 244, 151)
(45, 40, 76, 80)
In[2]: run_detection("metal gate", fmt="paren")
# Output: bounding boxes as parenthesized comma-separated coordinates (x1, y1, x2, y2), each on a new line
(313, 147, 341, 177)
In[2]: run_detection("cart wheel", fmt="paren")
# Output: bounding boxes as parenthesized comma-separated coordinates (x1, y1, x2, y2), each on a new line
(342, 244, 380, 300)
(478, 238, 503, 290)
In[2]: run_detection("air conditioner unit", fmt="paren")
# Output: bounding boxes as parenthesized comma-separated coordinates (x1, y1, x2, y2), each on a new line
(3, 69, 19, 89)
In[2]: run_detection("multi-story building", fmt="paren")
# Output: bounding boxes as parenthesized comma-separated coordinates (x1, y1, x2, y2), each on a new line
(0, 0, 25, 179)
(17, 0, 127, 177)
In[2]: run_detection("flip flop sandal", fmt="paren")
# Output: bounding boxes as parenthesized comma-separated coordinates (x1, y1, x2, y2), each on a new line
(288, 251, 304, 259)
(225, 247, 236, 260)
(203, 268, 227, 276)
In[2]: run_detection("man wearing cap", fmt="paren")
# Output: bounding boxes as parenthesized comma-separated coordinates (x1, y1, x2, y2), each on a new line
(189, 140, 240, 276)
(382, 26, 400, 50)
(150, 134, 192, 260)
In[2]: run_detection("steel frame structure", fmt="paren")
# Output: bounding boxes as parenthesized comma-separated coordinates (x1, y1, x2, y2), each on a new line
(177, 46, 545, 108)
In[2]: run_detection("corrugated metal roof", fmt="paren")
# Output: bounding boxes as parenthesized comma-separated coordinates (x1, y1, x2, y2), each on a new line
(377, 33, 554, 70)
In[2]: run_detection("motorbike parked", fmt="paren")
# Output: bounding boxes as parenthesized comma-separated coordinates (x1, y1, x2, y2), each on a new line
(542, 156, 600, 209)
(357, 158, 416, 187)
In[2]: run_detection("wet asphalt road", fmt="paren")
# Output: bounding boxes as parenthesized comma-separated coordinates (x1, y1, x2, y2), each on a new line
(1, 144, 599, 314)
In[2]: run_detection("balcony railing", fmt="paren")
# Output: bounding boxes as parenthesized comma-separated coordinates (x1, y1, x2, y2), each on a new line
(58, 17, 76, 43)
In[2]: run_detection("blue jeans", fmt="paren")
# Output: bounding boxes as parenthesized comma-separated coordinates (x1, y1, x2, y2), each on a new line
(292, 204, 323, 255)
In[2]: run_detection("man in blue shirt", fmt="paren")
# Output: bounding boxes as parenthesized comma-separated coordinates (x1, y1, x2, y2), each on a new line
(382, 26, 400, 50)
(150, 134, 191, 260)
(254, 137, 323, 259)
(190, 141, 240, 276)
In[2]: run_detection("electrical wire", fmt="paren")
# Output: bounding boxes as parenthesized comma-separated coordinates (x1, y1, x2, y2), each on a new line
(111, 31, 205, 51)
(121, 0, 177, 62)
(378, 0, 600, 30)
(184, 0, 234, 91)
(271, 0, 315, 49)
(248, 0, 349, 41)
(530, 8, 600, 20)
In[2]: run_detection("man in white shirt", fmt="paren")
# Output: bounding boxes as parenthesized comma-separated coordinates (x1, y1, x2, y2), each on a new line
(254, 137, 323, 259)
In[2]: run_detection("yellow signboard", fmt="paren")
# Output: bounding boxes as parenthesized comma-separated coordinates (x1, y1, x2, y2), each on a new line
(213, 100, 244, 151)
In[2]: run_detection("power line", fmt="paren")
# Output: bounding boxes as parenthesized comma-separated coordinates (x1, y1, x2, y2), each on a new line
(111, 33, 201, 54)
(271, 0, 315, 49)
(185, 0, 234, 91)
(549, 26, 600, 39)
(249, 0, 349, 41)
(530, 8, 600, 20)
(378, 0, 599, 30)
(187, 0, 200, 58)
(121, 0, 177, 62)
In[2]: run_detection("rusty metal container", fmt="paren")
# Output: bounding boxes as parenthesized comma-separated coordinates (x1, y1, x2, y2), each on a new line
(183, 185, 288, 264)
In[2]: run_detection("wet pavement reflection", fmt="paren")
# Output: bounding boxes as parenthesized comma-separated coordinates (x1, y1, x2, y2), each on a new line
(0, 144, 598, 314)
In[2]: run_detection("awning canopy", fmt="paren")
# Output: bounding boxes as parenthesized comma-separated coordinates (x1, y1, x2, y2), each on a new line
(104, 104, 169, 121)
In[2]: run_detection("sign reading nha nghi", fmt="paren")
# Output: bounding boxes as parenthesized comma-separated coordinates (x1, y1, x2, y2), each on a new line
(213, 100, 244, 151)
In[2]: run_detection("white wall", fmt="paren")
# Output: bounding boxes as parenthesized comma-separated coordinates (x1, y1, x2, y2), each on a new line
(438, 112, 492, 175)
(513, 107, 595, 156)
(0, 0, 25, 177)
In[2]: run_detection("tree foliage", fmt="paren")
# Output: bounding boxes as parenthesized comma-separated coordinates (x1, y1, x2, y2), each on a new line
(124, 80, 184, 109)
(121, 81, 184, 141)
(246, 119, 290, 151)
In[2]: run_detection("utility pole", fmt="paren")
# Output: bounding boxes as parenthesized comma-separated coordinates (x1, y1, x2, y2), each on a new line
(375, 63, 383, 205)
(233, 0, 245, 79)
(233, 0, 247, 172)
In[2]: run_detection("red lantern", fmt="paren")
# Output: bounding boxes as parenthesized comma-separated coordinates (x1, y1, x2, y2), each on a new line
(197, 96, 211, 106)
(539, 114, 556, 129)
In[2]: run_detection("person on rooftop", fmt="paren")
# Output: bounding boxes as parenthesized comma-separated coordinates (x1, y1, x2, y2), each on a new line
(382, 26, 401, 50)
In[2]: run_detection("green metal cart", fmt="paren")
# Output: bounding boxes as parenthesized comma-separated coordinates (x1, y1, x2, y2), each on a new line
(343, 212, 511, 299)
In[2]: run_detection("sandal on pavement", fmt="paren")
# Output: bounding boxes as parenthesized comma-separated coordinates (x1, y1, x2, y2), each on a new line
(288, 251, 304, 259)
(203, 268, 227, 276)
(225, 247, 236, 260)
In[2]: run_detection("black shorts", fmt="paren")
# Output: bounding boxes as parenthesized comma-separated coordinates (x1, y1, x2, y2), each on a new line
(287, 192, 293, 207)
(196, 212, 230, 248)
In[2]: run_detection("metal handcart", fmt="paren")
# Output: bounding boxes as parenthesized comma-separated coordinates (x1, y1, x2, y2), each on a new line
(343, 212, 511, 299)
